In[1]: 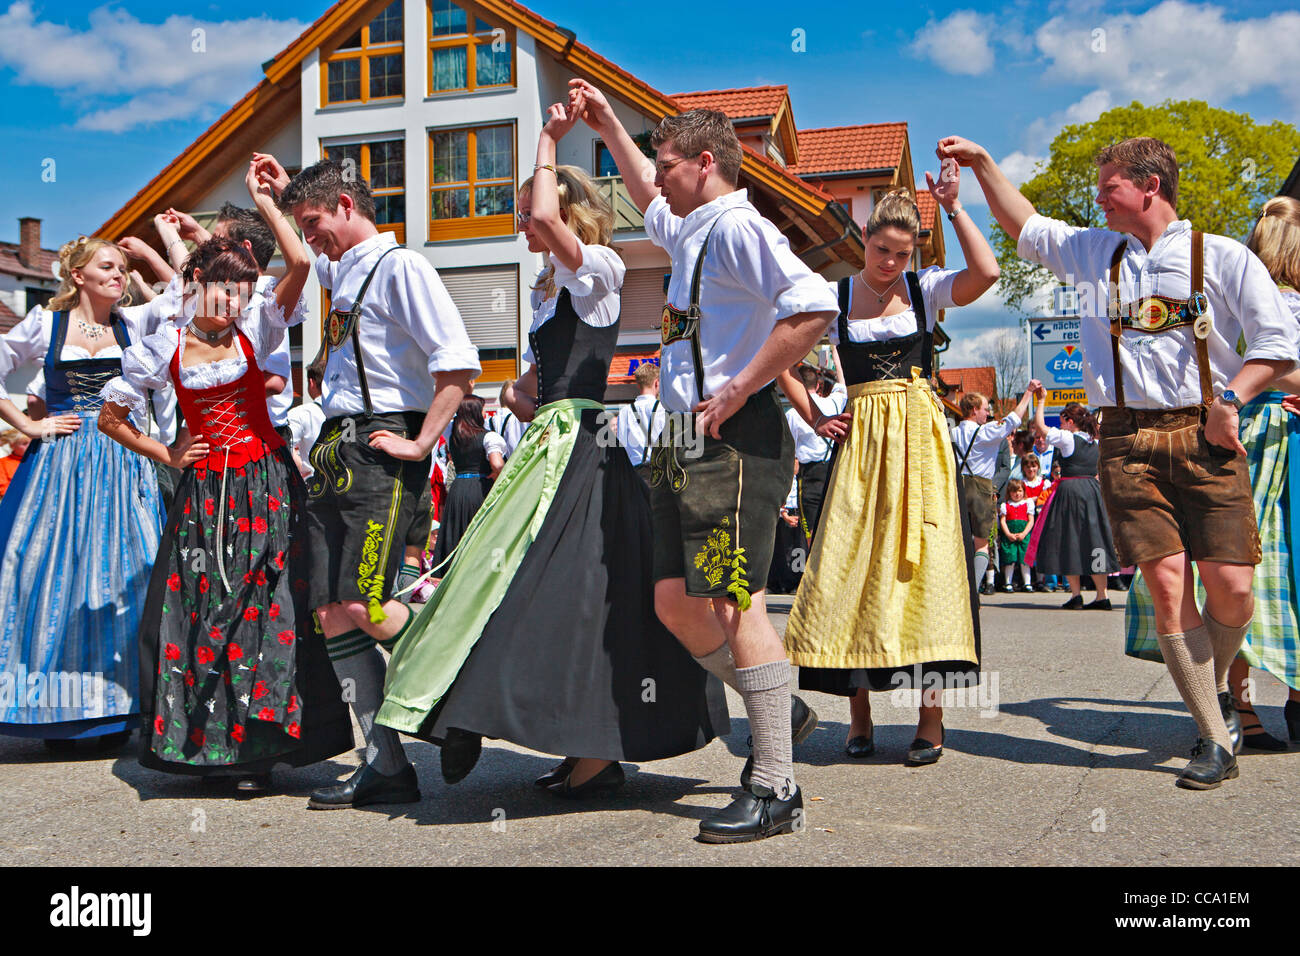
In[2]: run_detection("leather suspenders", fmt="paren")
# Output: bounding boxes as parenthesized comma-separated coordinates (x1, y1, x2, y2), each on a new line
(323, 245, 400, 417)
(1108, 230, 1209, 408)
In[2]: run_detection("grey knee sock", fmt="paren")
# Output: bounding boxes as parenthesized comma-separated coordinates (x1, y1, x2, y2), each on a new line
(736, 660, 796, 799)
(974, 551, 990, 584)
(1203, 610, 1249, 694)
(326, 629, 409, 775)
(1156, 626, 1231, 751)
(693, 643, 739, 691)
(394, 563, 422, 605)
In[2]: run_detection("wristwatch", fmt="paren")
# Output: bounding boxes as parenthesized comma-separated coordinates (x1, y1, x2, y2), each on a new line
(1218, 389, 1243, 412)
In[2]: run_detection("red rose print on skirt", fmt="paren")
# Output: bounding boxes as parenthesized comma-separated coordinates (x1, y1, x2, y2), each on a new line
(277, 629, 294, 645)
(199, 575, 209, 594)
(231, 724, 245, 743)
(167, 573, 181, 591)
(253, 516, 268, 535)
(228, 643, 243, 660)
(154, 716, 165, 735)
(196, 646, 215, 665)
(253, 680, 268, 700)
(257, 707, 275, 721)
(190, 728, 205, 747)
(237, 517, 250, 532)
(286, 722, 300, 738)
(204, 498, 214, 516)
(164, 643, 180, 661)
(243, 607, 259, 621)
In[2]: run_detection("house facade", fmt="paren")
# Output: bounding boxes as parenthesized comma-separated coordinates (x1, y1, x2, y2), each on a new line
(1, 217, 60, 404)
(97, 0, 947, 405)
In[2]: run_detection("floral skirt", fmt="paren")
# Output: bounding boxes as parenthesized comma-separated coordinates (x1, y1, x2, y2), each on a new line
(137, 447, 352, 773)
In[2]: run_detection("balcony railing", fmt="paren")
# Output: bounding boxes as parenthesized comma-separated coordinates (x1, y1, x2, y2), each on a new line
(592, 176, 645, 232)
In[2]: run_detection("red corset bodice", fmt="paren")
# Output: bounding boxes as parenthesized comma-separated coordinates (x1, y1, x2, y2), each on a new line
(170, 328, 283, 474)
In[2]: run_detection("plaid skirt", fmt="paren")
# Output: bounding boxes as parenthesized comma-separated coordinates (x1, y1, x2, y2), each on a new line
(1124, 392, 1300, 690)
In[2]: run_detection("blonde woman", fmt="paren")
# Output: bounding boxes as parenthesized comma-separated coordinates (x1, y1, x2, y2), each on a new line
(0, 238, 166, 749)
(782, 174, 1000, 765)
(378, 101, 727, 796)
(1127, 196, 1300, 749)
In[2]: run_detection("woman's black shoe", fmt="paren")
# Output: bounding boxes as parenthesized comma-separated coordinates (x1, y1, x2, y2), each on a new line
(905, 727, 944, 766)
(534, 756, 578, 788)
(1061, 594, 1084, 610)
(1175, 738, 1238, 790)
(547, 761, 624, 798)
(697, 785, 803, 844)
(845, 728, 875, 758)
(1238, 705, 1288, 751)
(441, 728, 483, 785)
(1084, 597, 1112, 610)
(236, 773, 273, 795)
(1285, 700, 1300, 744)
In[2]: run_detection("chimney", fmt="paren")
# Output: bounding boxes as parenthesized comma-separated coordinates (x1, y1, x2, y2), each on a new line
(18, 218, 40, 269)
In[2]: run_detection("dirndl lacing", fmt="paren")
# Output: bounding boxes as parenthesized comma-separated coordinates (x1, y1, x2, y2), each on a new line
(63, 367, 120, 414)
(190, 383, 262, 593)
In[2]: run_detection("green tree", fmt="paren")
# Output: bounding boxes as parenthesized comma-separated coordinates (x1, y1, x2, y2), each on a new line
(994, 100, 1300, 314)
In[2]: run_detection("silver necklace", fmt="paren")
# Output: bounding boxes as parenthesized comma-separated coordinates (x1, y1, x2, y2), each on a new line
(76, 315, 110, 341)
(189, 320, 233, 345)
(857, 271, 900, 303)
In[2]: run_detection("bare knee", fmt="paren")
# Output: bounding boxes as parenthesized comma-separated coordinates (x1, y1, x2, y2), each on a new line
(339, 601, 377, 632)
(654, 579, 690, 633)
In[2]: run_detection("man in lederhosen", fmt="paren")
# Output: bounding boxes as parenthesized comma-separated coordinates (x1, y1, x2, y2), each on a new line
(256, 154, 480, 809)
(572, 79, 840, 843)
(945, 133, 1299, 789)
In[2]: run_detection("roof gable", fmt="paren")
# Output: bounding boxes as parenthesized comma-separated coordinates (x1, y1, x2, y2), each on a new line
(789, 123, 907, 176)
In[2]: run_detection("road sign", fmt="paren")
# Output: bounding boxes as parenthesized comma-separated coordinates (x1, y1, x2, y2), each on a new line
(1030, 318, 1085, 414)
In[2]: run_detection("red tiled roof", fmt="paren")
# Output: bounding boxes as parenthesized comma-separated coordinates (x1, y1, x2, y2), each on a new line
(938, 366, 996, 402)
(672, 85, 789, 120)
(0, 299, 20, 333)
(789, 123, 907, 176)
(917, 192, 937, 232)
(0, 242, 58, 282)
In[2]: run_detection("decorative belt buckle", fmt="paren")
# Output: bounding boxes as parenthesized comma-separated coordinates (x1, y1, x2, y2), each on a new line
(661, 303, 695, 346)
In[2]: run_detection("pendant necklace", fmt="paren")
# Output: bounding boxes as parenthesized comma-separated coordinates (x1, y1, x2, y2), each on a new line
(189, 320, 233, 345)
(858, 271, 900, 304)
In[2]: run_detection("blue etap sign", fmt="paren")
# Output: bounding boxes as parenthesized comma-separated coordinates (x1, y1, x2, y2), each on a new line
(1046, 345, 1084, 385)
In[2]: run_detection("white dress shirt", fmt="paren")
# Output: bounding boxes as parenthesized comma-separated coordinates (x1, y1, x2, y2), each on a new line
(786, 382, 847, 463)
(1017, 215, 1298, 408)
(643, 190, 840, 414)
(828, 267, 957, 343)
(617, 392, 667, 466)
(314, 232, 480, 418)
(951, 412, 1023, 479)
(288, 397, 327, 476)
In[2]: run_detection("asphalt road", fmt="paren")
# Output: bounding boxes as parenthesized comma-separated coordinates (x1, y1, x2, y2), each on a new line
(2, 590, 1296, 866)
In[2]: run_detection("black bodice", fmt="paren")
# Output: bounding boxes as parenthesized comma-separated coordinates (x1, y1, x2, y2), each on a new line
(449, 430, 491, 475)
(529, 288, 618, 405)
(833, 274, 932, 386)
(1060, 433, 1100, 478)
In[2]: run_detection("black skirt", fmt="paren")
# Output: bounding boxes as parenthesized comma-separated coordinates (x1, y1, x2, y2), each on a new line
(1033, 477, 1120, 576)
(137, 447, 353, 775)
(430, 473, 494, 568)
(423, 421, 730, 761)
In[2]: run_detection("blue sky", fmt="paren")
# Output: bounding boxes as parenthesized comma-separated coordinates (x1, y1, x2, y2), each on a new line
(2, 0, 1298, 363)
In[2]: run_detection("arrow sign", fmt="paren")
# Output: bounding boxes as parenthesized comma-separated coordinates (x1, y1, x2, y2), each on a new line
(1034, 325, 1049, 341)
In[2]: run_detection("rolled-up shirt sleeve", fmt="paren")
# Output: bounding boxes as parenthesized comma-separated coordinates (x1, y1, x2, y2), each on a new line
(388, 253, 481, 377)
(978, 410, 1022, 445)
(643, 195, 682, 252)
(0, 307, 49, 384)
(1016, 213, 1110, 285)
(1222, 246, 1300, 369)
(1043, 426, 1076, 457)
(100, 329, 177, 418)
(717, 218, 839, 323)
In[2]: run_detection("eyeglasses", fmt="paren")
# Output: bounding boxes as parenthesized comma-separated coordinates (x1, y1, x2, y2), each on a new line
(516, 210, 532, 225)
(654, 153, 701, 177)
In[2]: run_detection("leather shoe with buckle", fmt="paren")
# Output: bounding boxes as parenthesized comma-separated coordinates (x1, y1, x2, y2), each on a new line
(441, 728, 483, 785)
(1218, 692, 1243, 755)
(547, 761, 624, 798)
(307, 762, 420, 809)
(1175, 738, 1238, 790)
(697, 784, 803, 844)
(740, 695, 818, 789)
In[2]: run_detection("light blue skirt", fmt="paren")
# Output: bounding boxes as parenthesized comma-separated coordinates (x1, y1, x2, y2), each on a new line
(0, 410, 162, 737)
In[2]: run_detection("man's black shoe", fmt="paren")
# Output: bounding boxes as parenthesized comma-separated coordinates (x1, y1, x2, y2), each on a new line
(697, 784, 803, 844)
(441, 728, 483, 785)
(1175, 738, 1239, 790)
(307, 762, 420, 809)
(740, 695, 818, 789)
(1218, 692, 1243, 755)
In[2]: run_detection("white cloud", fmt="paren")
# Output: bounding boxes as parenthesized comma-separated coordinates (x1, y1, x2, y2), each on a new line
(909, 11, 997, 76)
(1034, 1, 1300, 112)
(941, 326, 1013, 370)
(0, 2, 307, 133)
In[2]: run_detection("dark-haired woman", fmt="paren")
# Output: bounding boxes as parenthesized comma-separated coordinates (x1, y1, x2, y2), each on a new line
(0, 237, 166, 749)
(99, 167, 351, 791)
(1027, 396, 1119, 609)
(428, 395, 505, 571)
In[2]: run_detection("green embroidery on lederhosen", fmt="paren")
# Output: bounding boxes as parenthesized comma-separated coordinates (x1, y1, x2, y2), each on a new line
(651, 415, 689, 492)
(692, 515, 751, 611)
(307, 421, 354, 499)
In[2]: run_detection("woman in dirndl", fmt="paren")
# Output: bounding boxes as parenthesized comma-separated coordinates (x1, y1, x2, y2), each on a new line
(1026, 398, 1119, 609)
(377, 103, 727, 796)
(427, 394, 505, 572)
(1126, 196, 1300, 749)
(782, 168, 998, 766)
(100, 222, 353, 792)
(0, 238, 164, 750)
